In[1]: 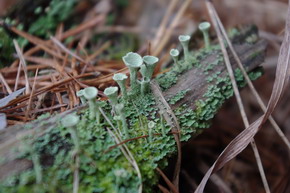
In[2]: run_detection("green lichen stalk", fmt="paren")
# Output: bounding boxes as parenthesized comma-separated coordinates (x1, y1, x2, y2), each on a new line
(170, 49, 181, 69)
(61, 114, 80, 193)
(76, 89, 86, 104)
(122, 52, 143, 94)
(142, 55, 159, 79)
(113, 73, 128, 100)
(104, 87, 119, 107)
(83, 87, 98, 120)
(138, 77, 151, 96)
(199, 22, 211, 50)
(178, 35, 191, 63)
(147, 121, 156, 143)
(61, 114, 80, 151)
(115, 103, 129, 138)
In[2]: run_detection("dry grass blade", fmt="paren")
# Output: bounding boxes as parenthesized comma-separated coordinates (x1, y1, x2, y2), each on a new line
(205, 1, 270, 192)
(99, 107, 143, 193)
(194, 0, 290, 192)
(151, 80, 181, 191)
(211, 3, 290, 151)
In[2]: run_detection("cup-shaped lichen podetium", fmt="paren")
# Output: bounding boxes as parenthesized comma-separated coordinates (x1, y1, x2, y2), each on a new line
(142, 55, 159, 79)
(170, 49, 181, 69)
(83, 87, 98, 120)
(104, 86, 119, 108)
(122, 52, 143, 94)
(148, 121, 156, 142)
(198, 22, 211, 50)
(61, 114, 80, 152)
(138, 77, 151, 96)
(76, 89, 86, 104)
(178, 35, 191, 63)
(113, 73, 128, 100)
(115, 103, 129, 138)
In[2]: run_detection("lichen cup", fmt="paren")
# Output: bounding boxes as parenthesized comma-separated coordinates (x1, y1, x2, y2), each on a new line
(178, 35, 191, 63)
(170, 49, 181, 69)
(142, 55, 159, 79)
(61, 114, 80, 151)
(122, 52, 143, 94)
(198, 22, 211, 50)
(104, 86, 119, 107)
(113, 73, 128, 100)
(83, 87, 98, 120)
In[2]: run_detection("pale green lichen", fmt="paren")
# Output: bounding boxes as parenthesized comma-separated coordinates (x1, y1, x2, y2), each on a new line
(0, 31, 264, 193)
(142, 55, 159, 79)
(113, 73, 128, 100)
(122, 52, 143, 94)
(199, 22, 211, 50)
(168, 89, 190, 105)
(179, 35, 191, 63)
(170, 49, 181, 69)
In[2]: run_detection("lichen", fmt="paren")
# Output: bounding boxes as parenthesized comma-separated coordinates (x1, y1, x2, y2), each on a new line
(168, 89, 190, 105)
(0, 36, 264, 193)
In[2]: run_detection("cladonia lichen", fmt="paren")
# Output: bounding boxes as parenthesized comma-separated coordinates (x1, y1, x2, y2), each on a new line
(0, 31, 263, 193)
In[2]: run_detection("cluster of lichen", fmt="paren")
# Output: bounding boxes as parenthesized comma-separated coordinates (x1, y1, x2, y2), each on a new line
(0, 23, 263, 193)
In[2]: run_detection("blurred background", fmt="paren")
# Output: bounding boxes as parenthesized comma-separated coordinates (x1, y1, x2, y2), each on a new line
(0, 0, 289, 192)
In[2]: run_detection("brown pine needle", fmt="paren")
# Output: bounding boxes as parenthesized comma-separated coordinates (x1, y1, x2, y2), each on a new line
(152, 0, 179, 48)
(0, 72, 12, 94)
(25, 69, 39, 121)
(13, 40, 31, 94)
(50, 36, 86, 63)
(153, 0, 192, 56)
(14, 57, 22, 91)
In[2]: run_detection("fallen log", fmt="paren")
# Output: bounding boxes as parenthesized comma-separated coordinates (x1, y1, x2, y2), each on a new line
(0, 26, 267, 192)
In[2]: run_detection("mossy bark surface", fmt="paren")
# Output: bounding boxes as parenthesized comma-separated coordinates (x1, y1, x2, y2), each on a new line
(0, 28, 267, 192)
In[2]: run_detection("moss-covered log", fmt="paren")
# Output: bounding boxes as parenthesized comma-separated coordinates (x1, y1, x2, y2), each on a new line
(0, 27, 267, 192)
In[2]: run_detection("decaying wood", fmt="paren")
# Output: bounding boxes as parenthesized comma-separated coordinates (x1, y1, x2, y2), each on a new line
(0, 38, 267, 180)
